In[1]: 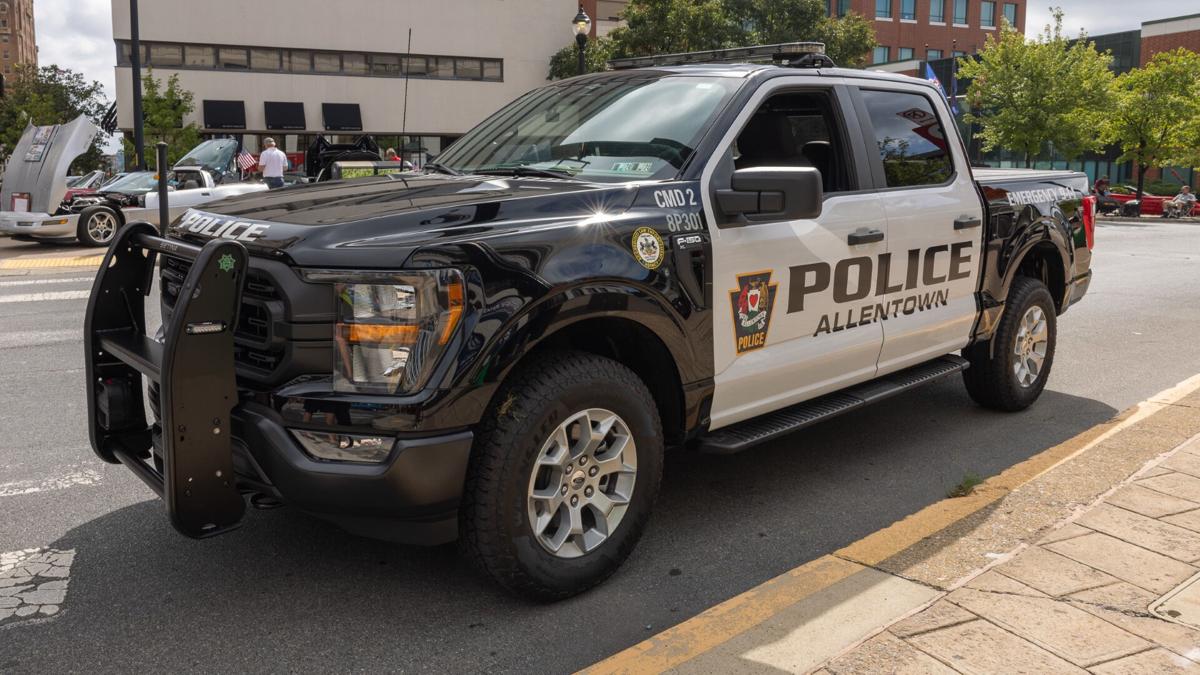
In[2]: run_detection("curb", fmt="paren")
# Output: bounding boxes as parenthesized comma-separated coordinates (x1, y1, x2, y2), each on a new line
(0, 255, 104, 270)
(582, 373, 1200, 675)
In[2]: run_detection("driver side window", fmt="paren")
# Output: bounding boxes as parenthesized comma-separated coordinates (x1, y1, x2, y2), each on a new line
(733, 90, 854, 194)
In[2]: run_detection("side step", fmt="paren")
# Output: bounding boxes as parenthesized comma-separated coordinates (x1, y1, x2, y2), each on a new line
(698, 355, 969, 454)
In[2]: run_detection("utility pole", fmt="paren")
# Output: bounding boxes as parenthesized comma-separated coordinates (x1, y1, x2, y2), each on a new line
(130, 0, 146, 170)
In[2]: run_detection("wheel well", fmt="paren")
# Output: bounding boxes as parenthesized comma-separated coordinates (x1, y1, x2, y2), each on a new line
(528, 317, 686, 445)
(1015, 243, 1065, 313)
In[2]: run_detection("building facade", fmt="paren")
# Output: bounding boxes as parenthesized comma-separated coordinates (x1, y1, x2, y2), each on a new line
(111, 0, 590, 164)
(1, 0, 36, 77)
(831, 0, 1024, 65)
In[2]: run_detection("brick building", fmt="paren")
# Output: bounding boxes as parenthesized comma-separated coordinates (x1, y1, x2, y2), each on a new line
(831, 0, 1024, 64)
(1140, 13, 1200, 65)
(0, 0, 36, 76)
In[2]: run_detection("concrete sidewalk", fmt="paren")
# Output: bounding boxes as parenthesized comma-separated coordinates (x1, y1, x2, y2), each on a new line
(586, 377, 1200, 675)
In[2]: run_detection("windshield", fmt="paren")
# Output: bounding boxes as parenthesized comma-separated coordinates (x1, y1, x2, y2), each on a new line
(100, 172, 164, 193)
(176, 139, 238, 173)
(435, 75, 741, 182)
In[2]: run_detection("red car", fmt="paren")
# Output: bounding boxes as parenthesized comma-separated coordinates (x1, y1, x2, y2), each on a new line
(62, 170, 109, 202)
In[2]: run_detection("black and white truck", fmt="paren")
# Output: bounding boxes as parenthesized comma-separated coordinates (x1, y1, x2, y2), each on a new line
(84, 43, 1095, 599)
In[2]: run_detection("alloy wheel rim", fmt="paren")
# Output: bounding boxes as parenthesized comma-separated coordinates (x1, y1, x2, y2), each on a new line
(525, 408, 637, 559)
(88, 212, 116, 243)
(1012, 306, 1049, 388)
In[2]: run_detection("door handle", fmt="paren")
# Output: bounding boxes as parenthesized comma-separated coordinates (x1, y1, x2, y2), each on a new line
(954, 215, 983, 230)
(847, 228, 885, 245)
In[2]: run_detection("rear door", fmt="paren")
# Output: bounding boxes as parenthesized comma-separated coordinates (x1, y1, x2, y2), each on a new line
(702, 77, 888, 429)
(855, 84, 984, 372)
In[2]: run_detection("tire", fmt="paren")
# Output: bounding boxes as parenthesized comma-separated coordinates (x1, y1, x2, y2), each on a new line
(459, 350, 664, 600)
(76, 206, 121, 247)
(962, 276, 1057, 411)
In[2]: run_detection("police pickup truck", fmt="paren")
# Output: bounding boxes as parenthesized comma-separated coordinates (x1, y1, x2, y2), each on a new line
(85, 43, 1095, 599)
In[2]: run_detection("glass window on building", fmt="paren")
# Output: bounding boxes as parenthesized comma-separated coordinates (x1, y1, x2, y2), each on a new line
(118, 42, 147, 66)
(861, 89, 954, 187)
(218, 47, 249, 70)
(927, 48, 943, 59)
(285, 50, 312, 73)
(953, 0, 967, 24)
(876, 0, 891, 18)
(455, 58, 482, 79)
(899, 47, 914, 60)
(250, 48, 280, 71)
(149, 43, 182, 67)
(1003, 2, 1017, 26)
(342, 53, 368, 75)
(184, 44, 213, 67)
(838, 0, 851, 15)
(482, 60, 502, 81)
(981, 1, 995, 27)
(901, 0, 915, 20)
(432, 57, 455, 78)
(313, 52, 340, 73)
(953, 50, 967, 57)
(371, 54, 401, 76)
(873, 46, 890, 63)
(403, 56, 428, 76)
(930, 0, 944, 22)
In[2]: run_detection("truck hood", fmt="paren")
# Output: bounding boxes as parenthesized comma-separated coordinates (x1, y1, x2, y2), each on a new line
(167, 173, 635, 267)
(1, 116, 99, 214)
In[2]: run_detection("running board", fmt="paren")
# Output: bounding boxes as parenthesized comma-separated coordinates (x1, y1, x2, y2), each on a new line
(698, 355, 969, 454)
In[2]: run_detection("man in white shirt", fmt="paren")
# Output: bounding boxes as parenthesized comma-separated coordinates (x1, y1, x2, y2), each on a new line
(1165, 185, 1196, 218)
(258, 138, 288, 189)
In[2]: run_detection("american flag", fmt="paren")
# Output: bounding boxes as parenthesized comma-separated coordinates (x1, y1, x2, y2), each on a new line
(236, 150, 257, 172)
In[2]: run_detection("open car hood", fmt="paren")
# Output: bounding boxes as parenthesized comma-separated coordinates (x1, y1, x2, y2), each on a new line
(0, 116, 99, 214)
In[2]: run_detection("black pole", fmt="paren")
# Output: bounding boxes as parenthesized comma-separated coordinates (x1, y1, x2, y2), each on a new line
(576, 33, 587, 76)
(401, 28, 412, 162)
(156, 142, 169, 234)
(130, 0, 145, 171)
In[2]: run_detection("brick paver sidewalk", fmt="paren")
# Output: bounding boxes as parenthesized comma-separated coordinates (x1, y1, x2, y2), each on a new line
(822, 436, 1200, 674)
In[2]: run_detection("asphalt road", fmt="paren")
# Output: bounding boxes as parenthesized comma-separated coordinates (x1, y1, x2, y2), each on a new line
(1, 220, 1199, 673)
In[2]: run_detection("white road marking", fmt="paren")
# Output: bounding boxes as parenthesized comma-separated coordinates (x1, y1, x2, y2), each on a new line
(0, 467, 102, 498)
(0, 329, 82, 349)
(0, 548, 75, 624)
(0, 277, 93, 287)
(0, 290, 90, 304)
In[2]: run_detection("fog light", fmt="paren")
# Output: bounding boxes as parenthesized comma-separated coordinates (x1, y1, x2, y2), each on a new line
(291, 430, 394, 464)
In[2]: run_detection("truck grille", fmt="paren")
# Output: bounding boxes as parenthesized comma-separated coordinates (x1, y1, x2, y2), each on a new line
(160, 254, 285, 373)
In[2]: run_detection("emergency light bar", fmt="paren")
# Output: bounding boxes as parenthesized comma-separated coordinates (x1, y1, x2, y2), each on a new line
(608, 42, 833, 70)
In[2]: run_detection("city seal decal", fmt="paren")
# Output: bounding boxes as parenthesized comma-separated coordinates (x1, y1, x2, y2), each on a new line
(729, 270, 778, 354)
(631, 226, 665, 270)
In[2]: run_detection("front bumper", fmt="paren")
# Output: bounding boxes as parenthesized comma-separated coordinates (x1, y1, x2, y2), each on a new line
(85, 222, 472, 544)
(0, 212, 78, 238)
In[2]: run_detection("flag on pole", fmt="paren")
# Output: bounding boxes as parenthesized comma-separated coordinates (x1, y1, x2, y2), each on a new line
(924, 63, 953, 112)
(237, 150, 257, 172)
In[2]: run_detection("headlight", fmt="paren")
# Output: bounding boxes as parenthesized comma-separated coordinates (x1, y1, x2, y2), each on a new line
(302, 269, 465, 394)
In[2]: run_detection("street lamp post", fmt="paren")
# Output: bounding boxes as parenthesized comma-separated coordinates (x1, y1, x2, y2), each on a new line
(573, 7, 591, 76)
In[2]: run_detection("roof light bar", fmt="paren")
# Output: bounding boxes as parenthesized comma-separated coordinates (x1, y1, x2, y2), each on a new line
(608, 42, 829, 70)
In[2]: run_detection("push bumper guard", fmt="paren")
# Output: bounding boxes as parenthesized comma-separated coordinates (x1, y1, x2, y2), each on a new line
(85, 221, 249, 538)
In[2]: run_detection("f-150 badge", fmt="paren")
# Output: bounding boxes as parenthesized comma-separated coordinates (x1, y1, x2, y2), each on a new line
(730, 270, 777, 354)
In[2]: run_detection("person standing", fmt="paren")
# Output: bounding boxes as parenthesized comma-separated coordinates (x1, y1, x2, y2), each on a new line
(258, 138, 288, 189)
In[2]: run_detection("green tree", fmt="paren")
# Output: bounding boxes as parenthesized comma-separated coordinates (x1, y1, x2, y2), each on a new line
(122, 71, 201, 168)
(548, 36, 616, 79)
(1102, 48, 1200, 200)
(0, 64, 110, 172)
(548, 0, 876, 78)
(957, 9, 1114, 167)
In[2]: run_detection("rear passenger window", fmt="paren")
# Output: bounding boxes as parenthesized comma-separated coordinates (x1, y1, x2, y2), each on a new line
(861, 89, 954, 188)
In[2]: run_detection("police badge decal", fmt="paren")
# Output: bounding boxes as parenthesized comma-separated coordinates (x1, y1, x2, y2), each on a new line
(631, 227, 665, 270)
(729, 270, 778, 354)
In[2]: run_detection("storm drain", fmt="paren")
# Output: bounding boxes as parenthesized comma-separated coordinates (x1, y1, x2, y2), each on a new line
(1150, 571, 1200, 628)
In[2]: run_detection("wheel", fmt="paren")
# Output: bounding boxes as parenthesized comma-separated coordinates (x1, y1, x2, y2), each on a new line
(76, 206, 120, 247)
(459, 350, 664, 600)
(962, 276, 1057, 411)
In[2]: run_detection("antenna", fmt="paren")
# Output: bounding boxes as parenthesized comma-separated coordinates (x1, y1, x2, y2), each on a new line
(401, 28, 412, 160)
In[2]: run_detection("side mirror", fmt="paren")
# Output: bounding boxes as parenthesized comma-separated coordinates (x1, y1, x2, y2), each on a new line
(716, 166, 822, 223)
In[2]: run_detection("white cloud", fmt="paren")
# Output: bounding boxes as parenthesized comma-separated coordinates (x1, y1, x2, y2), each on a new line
(1024, 1, 1185, 38)
(34, 0, 114, 97)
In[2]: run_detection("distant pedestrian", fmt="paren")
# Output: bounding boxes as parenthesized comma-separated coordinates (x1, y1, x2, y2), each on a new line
(385, 148, 400, 161)
(1164, 185, 1196, 218)
(1094, 175, 1120, 215)
(258, 138, 288, 189)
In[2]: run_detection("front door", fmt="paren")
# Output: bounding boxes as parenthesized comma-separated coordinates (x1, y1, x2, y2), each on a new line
(704, 79, 887, 429)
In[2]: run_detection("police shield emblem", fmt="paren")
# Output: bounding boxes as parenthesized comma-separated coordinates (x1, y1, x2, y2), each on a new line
(729, 270, 778, 354)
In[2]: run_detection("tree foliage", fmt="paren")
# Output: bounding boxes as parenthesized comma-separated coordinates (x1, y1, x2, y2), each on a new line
(547, 0, 876, 79)
(548, 37, 616, 80)
(957, 9, 1114, 167)
(1101, 48, 1200, 199)
(0, 64, 110, 172)
(123, 71, 201, 168)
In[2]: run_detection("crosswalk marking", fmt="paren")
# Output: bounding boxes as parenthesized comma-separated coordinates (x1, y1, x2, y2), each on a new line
(0, 290, 90, 304)
(0, 277, 93, 287)
(0, 468, 102, 498)
(0, 329, 81, 349)
(0, 548, 75, 624)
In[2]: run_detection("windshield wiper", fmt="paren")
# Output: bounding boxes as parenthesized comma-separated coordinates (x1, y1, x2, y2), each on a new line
(424, 162, 462, 176)
(471, 166, 579, 180)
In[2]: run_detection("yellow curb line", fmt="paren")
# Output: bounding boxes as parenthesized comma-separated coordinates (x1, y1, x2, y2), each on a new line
(582, 373, 1200, 675)
(0, 255, 104, 270)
